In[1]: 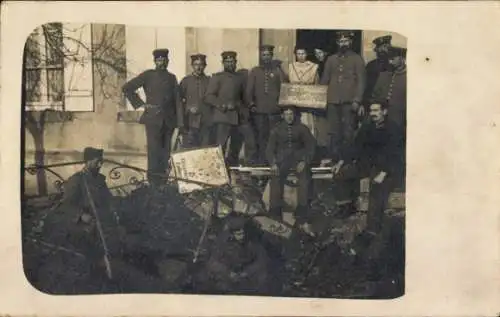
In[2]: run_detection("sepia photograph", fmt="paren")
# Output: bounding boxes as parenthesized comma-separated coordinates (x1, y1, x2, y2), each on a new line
(1, 1, 499, 316)
(21, 23, 407, 299)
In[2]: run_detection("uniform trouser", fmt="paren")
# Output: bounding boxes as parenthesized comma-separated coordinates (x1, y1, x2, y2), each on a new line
(269, 159, 311, 223)
(184, 124, 212, 148)
(252, 113, 281, 164)
(145, 122, 174, 186)
(326, 102, 357, 159)
(366, 176, 394, 234)
(215, 123, 257, 164)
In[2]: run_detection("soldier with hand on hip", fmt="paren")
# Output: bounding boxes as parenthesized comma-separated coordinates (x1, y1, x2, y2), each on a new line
(122, 48, 184, 188)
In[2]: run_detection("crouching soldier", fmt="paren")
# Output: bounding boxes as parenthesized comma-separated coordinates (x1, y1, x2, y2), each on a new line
(37, 147, 167, 294)
(35, 147, 123, 293)
(197, 214, 270, 295)
(265, 105, 316, 233)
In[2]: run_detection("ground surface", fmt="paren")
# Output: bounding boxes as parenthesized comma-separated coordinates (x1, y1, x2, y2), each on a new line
(22, 179, 405, 298)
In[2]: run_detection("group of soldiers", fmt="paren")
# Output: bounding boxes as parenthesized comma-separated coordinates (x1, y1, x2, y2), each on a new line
(30, 30, 406, 295)
(122, 30, 406, 233)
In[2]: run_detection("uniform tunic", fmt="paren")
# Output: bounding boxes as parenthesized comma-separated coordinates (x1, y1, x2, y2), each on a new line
(320, 50, 366, 159)
(205, 70, 252, 159)
(266, 120, 316, 166)
(179, 73, 211, 127)
(122, 69, 184, 127)
(246, 65, 286, 114)
(37, 170, 121, 294)
(266, 120, 316, 213)
(204, 71, 246, 126)
(372, 69, 407, 129)
(341, 120, 404, 233)
(320, 50, 366, 104)
(122, 69, 184, 185)
(200, 232, 270, 295)
(246, 64, 287, 163)
(364, 58, 390, 104)
(179, 73, 212, 147)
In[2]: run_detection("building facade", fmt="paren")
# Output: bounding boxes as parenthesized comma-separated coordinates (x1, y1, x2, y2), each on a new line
(23, 23, 406, 196)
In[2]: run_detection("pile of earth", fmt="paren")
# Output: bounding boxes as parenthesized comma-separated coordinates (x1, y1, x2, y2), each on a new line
(22, 182, 405, 298)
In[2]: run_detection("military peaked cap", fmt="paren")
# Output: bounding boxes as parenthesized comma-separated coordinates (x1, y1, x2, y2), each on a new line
(83, 147, 104, 162)
(260, 44, 275, 52)
(221, 51, 237, 60)
(372, 35, 392, 46)
(336, 30, 355, 39)
(190, 54, 207, 63)
(152, 48, 170, 59)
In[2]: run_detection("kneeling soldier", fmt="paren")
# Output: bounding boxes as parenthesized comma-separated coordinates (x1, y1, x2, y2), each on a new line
(265, 105, 316, 230)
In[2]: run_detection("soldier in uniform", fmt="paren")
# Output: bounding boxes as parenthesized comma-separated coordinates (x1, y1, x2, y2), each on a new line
(35, 147, 121, 293)
(266, 105, 316, 233)
(179, 54, 212, 148)
(197, 214, 271, 295)
(363, 35, 392, 105)
(246, 45, 287, 165)
(371, 46, 407, 190)
(205, 51, 256, 163)
(37, 147, 174, 293)
(372, 46, 407, 131)
(320, 31, 366, 171)
(331, 101, 404, 237)
(122, 48, 184, 187)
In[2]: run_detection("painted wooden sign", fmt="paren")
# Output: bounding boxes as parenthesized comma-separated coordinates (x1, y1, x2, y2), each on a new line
(169, 146, 229, 194)
(278, 83, 328, 109)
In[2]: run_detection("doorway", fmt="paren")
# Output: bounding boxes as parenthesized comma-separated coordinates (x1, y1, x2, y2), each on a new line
(295, 29, 363, 62)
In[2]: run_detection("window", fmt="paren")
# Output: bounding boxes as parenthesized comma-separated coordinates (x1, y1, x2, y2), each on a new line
(24, 23, 65, 111)
(23, 23, 94, 112)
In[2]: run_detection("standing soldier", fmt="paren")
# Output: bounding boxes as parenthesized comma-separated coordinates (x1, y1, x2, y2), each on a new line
(122, 48, 184, 188)
(320, 31, 366, 169)
(372, 46, 407, 190)
(205, 51, 255, 163)
(266, 105, 316, 234)
(372, 46, 407, 132)
(363, 35, 392, 105)
(179, 54, 212, 148)
(246, 45, 287, 165)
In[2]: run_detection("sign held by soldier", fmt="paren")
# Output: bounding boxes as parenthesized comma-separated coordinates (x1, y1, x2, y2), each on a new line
(278, 83, 328, 109)
(169, 146, 230, 194)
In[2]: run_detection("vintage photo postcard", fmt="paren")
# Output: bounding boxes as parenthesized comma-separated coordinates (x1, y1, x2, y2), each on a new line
(1, 1, 499, 316)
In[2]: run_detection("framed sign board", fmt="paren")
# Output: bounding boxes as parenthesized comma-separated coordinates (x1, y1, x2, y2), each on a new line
(169, 146, 230, 194)
(278, 83, 328, 109)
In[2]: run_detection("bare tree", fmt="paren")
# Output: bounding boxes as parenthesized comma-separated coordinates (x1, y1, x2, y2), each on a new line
(23, 23, 127, 196)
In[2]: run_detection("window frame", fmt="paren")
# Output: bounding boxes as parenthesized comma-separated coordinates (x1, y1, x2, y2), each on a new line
(24, 24, 66, 112)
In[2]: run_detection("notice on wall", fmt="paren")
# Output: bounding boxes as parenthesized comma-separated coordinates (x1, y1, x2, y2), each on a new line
(278, 83, 328, 109)
(169, 146, 230, 194)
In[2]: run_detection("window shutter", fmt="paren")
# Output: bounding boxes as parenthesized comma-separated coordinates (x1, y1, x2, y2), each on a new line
(62, 23, 94, 111)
